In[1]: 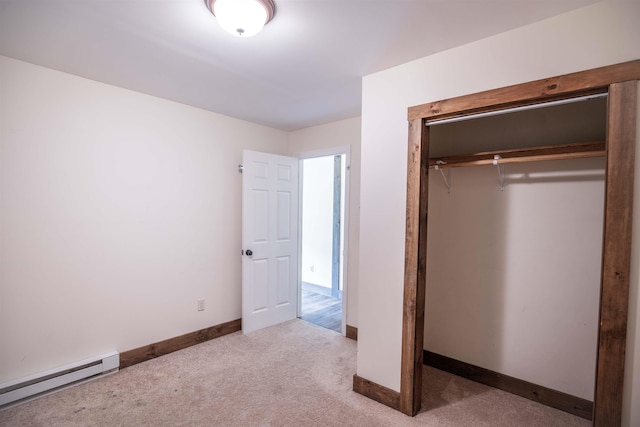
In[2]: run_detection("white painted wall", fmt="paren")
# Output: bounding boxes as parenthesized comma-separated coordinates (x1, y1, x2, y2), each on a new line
(0, 55, 289, 384)
(288, 117, 361, 326)
(301, 156, 334, 288)
(357, 1, 640, 424)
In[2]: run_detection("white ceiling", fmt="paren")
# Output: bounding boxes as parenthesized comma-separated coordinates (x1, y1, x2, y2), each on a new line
(0, 0, 598, 131)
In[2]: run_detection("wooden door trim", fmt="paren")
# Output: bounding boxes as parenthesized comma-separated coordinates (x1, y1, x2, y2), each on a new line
(402, 60, 640, 423)
(399, 118, 429, 415)
(593, 80, 637, 426)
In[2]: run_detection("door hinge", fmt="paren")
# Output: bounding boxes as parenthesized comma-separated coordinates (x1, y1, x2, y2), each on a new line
(238, 163, 244, 173)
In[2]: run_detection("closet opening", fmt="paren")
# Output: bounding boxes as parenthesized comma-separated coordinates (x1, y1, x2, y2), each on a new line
(422, 93, 607, 421)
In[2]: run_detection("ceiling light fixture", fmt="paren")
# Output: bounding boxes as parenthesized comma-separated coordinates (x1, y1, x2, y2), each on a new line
(206, 0, 276, 37)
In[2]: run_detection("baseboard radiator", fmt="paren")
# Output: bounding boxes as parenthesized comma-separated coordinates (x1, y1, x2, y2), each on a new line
(0, 351, 119, 409)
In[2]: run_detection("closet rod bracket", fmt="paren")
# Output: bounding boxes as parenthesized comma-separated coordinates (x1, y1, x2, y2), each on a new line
(434, 161, 451, 193)
(493, 155, 505, 191)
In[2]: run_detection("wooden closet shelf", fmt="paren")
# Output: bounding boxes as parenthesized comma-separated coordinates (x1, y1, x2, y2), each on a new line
(429, 141, 605, 169)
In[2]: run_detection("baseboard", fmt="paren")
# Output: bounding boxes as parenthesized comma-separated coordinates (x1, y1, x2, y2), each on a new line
(346, 325, 358, 341)
(423, 350, 593, 420)
(120, 319, 242, 369)
(352, 374, 400, 411)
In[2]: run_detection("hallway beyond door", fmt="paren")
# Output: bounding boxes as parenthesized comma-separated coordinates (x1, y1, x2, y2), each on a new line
(300, 282, 341, 332)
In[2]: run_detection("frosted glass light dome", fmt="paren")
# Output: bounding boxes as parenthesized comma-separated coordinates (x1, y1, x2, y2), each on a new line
(211, 0, 275, 37)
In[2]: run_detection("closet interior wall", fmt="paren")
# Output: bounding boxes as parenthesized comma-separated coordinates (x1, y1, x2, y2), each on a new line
(423, 98, 607, 406)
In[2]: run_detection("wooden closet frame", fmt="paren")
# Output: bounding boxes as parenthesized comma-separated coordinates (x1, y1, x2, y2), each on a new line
(401, 60, 640, 426)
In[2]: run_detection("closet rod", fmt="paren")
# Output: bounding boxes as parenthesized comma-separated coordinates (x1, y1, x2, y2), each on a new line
(427, 93, 608, 126)
(429, 141, 605, 169)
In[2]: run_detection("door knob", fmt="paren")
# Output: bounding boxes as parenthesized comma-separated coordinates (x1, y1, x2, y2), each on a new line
(245, 249, 253, 256)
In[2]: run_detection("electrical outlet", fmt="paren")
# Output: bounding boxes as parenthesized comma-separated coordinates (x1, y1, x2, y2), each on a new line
(197, 299, 205, 312)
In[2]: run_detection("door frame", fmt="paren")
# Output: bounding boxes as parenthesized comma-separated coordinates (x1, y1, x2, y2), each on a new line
(400, 60, 640, 425)
(294, 145, 351, 336)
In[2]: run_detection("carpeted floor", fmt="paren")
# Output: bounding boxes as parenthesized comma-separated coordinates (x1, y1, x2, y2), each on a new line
(0, 320, 589, 427)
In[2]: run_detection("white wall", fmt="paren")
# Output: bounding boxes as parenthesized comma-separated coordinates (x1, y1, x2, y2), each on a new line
(357, 1, 640, 424)
(0, 55, 289, 383)
(288, 117, 361, 326)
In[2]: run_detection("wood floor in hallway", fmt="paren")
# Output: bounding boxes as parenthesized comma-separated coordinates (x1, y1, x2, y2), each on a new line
(300, 287, 342, 333)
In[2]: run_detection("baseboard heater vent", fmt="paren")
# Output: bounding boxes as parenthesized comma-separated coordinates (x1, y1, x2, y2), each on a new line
(0, 351, 119, 409)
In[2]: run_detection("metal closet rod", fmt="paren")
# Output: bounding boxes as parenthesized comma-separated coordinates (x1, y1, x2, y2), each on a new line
(426, 92, 608, 126)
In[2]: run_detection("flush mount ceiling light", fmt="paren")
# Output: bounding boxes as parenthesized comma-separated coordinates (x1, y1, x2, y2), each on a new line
(206, 0, 276, 37)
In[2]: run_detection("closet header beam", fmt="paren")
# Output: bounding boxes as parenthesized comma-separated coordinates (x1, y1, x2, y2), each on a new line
(408, 59, 640, 122)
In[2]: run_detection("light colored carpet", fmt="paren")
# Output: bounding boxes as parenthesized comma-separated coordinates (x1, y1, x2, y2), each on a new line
(0, 320, 589, 426)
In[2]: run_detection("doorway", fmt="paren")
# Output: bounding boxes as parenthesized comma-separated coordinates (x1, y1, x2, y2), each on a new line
(299, 152, 347, 334)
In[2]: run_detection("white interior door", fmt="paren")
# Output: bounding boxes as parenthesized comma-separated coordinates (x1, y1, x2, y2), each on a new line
(242, 150, 299, 334)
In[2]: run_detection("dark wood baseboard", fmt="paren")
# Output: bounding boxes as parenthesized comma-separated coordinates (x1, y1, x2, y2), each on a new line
(424, 350, 593, 420)
(120, 319, 242, 369)
(353, 374, 400, 411)
(346, 325, 358, 341)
